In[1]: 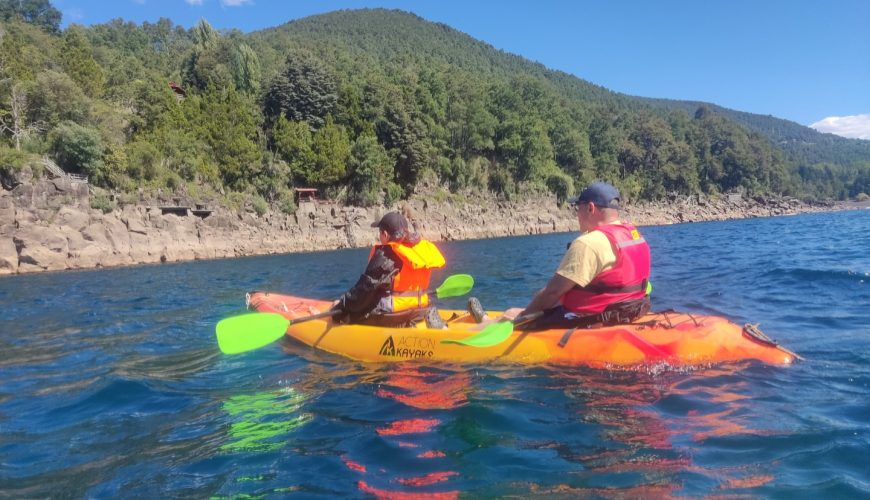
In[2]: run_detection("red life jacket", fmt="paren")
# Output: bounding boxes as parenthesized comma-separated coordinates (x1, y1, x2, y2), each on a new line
(368, 239, 446, 312)
(560, 222, 650, 315)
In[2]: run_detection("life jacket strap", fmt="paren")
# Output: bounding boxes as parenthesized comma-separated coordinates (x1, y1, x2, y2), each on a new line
(616, 237, 647, 249)
(574, 278, 648, 295)
(390, 289, 427, 308)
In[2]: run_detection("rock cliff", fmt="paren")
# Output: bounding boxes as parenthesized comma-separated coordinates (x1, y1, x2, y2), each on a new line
(0, 169, 840, 275)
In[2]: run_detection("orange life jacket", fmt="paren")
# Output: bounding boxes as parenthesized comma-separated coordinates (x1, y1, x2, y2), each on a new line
(368, 239, 446, 312)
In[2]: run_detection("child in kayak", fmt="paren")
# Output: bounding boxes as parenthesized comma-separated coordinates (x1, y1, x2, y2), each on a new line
(330, 211, 448, 328)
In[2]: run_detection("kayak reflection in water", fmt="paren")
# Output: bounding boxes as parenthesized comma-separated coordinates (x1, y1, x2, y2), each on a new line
(349, 365, 467, 497)
(329, 211, 448, 328)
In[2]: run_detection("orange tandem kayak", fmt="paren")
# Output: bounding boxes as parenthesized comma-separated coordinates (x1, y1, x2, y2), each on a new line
(246, 292, 798, 368)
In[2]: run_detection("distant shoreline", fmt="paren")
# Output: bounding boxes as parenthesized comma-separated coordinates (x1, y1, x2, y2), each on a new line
(0, 177, 858, 276)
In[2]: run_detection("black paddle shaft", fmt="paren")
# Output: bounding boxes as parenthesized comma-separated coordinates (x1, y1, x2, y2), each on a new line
(289, 309, 340, 326)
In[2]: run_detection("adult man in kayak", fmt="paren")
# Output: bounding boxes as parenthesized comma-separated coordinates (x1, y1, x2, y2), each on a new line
(509, 181, 651, 329)
(330, 211, 448, 328)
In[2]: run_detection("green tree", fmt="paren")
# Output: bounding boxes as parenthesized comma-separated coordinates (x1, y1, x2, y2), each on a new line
(0, 22, 35, 82)
(182, 19, 233, 91)
(183, 43, 233, 91)
(127, 76, 176, 136)
(489, 82, 524, 165)
(588, 112, 623, 181)
(517, 119, 555, 182)
(551, 112, 593, 176)
(48, 120, 104, 179)
(460, 98, 497, 155)
(546, 170, 574, 204)
(60, 25, 105, 97)
(271, 115, 314, 184)
(100, 143, 128, 188)
(231, 42, 260, 95)
(27, 70, 90, 128)
(335, 80, 367, 138)
(0, 145, 33, 178)
(376, 94, 429, 189)
(311, 115, 350, 185)
(126, 140, 162, 181)
(445, 77, 495, 157)
(346, 133, 395, 206)
(197, 87, 262, 190)
(263, 50, 337, 129)
(0, 0, 61, 32)
(192, 18, 218, 48)
(618, 114, 698, 198)
(252, 155, 291, 203)
(487, 163, 515, 198)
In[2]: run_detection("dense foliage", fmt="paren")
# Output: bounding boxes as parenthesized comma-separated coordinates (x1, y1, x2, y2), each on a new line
(0, 0, 60, 32)
(1, 6, 867, 212)
(639, 98, 870, 199)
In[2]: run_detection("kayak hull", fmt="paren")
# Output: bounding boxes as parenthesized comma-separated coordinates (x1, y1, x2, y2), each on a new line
(246, 292, 796, 368)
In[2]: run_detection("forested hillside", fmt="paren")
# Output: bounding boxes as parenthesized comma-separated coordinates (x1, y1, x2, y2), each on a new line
(638, 97, 870, 199)
(639, 97, 870, 163)
(1, 2, 867, 215)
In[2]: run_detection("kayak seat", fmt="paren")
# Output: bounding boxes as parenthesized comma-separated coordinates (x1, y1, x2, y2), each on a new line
(357, 307, 437, 328)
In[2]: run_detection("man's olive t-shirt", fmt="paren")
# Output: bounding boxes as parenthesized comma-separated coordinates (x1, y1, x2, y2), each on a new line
(555, 223, 620, 287)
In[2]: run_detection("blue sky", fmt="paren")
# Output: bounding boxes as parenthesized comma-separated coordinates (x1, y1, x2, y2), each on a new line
(54, 0, 870, 138)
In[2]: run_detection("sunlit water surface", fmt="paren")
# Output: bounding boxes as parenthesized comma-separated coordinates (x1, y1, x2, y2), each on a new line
(1, 210, 868, 497)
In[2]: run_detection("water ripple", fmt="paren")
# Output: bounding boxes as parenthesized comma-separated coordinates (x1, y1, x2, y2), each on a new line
(0, 210, 869, 496)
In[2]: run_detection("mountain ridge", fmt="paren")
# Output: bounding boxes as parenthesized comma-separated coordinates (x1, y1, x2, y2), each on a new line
(248, 8, 868, 168)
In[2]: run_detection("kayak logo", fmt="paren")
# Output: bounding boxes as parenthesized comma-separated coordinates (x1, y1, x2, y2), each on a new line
(379, 335, 434, 359)
(379, 336, 397, 356)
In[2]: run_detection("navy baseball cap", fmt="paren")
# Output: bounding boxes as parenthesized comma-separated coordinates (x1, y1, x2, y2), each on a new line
(568, 181, 621, 209)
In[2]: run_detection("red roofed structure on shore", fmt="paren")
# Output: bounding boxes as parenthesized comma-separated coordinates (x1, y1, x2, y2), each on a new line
(168, 81, 186, 99)
(295, 188, 318, 203)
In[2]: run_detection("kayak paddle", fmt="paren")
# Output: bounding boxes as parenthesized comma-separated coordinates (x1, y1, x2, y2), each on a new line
(216, 310, 336, 354)
(441, 311, 543, 348)
(430, 273, 475, 299)
(216, 273, 475, 354)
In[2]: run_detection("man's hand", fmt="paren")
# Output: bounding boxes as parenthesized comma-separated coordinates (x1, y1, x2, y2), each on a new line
(502, 307, 524, 320)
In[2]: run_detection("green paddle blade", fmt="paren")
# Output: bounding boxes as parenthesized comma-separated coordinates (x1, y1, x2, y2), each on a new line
(441, 320, 514, 347)
(216, 312, 290, 354)
(434, 273, 474, 298)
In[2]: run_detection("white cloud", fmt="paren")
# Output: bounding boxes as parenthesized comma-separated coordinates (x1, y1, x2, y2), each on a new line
(185, 0, 204, 5)
(810, 114, 870, 140)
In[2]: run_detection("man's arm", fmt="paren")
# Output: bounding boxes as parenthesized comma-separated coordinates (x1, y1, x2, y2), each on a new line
(519, 273, 577, 317)
(513, 234, 609, 318)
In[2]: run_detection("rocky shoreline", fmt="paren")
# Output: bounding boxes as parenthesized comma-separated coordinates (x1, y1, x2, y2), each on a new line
(0, 172, 853, 276)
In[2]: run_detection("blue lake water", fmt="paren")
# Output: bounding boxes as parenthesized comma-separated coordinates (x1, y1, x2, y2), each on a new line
(1, 210, 868, 497)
